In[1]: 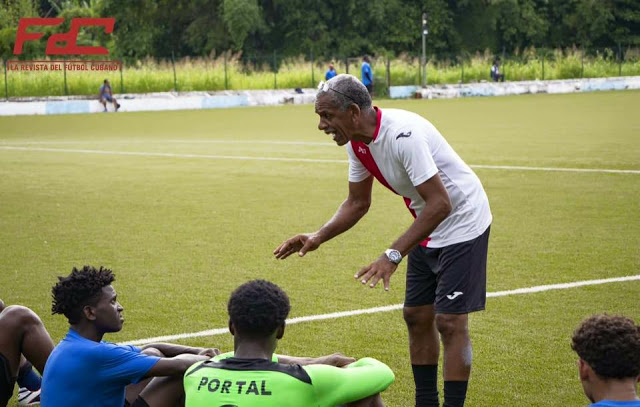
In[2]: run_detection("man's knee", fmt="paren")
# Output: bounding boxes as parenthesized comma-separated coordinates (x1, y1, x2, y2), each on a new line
(435, 313, 468, 339)
(403, 306, 435, 329)
(141, 347, 165, 357)
(1, 306, 42, 331)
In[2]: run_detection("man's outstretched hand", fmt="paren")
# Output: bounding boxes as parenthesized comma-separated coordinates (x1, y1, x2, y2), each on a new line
(273, 233, 322, 259)
(355, 255, 398, 291)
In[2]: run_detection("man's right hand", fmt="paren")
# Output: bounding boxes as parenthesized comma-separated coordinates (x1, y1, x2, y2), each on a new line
(273, 233, 322, 259)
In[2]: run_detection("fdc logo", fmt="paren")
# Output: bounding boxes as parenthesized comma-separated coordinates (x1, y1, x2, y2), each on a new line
(13, 17, 115, 55)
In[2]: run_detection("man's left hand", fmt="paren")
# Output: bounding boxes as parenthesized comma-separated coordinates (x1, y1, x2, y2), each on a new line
(355, 255, 398, 291)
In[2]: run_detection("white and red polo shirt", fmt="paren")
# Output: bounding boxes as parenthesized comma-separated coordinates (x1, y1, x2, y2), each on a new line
(347, 107, 492, 248)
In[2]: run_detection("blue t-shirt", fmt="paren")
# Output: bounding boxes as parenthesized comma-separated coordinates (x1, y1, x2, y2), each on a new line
(99, 84, 110, 96)
(41, 329, 160, 407)
(325, 69, 337, 80)
(361, 62, 372, 86)
(590, 401, 640, 407)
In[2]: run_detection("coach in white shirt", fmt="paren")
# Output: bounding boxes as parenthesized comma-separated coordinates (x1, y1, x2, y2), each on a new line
(274, 74, 492, 407)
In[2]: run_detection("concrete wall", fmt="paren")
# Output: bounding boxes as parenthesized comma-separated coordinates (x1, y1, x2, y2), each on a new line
(1, 76, 638, 116)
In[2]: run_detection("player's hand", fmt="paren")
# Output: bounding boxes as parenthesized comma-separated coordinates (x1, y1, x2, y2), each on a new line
(198, 348, 221, 357)
(273, 233, 321, 259)
(355, 255, 398, 291)
(313, 353, 356, 367)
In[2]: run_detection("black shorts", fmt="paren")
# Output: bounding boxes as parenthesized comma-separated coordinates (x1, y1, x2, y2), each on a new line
(0, 353, 16, 407)
(405, 226, 490, 313)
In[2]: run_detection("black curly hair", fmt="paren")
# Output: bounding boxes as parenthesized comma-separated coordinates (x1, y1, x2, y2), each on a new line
(572, 314, 640, 379)
(228, 280, 290, 338)
(52, 266, 115, 324)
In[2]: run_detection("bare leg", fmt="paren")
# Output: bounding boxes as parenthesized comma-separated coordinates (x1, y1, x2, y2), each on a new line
(404, 305, 439, 365)
(346, 393, 385, 407)
(125, 347, 165, 403)
(436, 314, 471, 381)
(137, 375, 185, 407)
(0, 306, 54, 376)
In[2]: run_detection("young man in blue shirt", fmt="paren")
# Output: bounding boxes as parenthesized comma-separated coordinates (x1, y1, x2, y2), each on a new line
(361, 56, 373, 94)
(572, 314, 640, 407)
(41, 266, 216, 407)
(99, 79, 121, 112)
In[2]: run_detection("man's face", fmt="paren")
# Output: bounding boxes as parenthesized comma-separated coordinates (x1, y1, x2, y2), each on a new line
(315, 93, 354, 147)
(91, 285, 124, 333)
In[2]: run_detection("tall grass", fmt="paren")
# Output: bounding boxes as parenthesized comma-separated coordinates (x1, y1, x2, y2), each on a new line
(2, 48, 638, 98)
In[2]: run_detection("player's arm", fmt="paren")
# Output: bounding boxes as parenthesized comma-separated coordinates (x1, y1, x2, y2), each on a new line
(278, 352, 355, 367)
(143, 353, 208, 378)
(389, 174, 451, 256)
(308, 357, 395, 406)
(140, 343, 219, 358)
(273, 175, 373, 259)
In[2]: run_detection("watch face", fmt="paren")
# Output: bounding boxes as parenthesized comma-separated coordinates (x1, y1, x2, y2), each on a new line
(387, 250, 402, 263)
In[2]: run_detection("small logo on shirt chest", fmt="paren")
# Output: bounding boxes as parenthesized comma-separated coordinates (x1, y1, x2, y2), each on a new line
(357, 146, 367, 154)
(396, 131, 412, 139)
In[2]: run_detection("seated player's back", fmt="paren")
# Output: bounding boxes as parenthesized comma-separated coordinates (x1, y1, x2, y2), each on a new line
(185, 354, 394, 407)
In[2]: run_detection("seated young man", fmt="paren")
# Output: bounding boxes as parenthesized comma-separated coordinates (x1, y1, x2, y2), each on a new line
(0, 299, 54, 407)
(41, 266, 216, 407)
(184, 279, 395, 407)
(572, 314, 640, 407)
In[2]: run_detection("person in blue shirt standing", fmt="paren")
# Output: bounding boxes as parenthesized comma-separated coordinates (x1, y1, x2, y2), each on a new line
(572, 314, 640, 407)
(361, 56, 373, 95)
(41, 266, 217, 407)
(325, 63, 337, 81)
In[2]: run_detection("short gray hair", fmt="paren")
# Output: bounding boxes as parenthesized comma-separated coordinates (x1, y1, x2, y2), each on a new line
(318, 74, 372, 112)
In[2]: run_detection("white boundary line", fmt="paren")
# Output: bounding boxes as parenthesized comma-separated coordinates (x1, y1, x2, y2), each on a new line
(120, 274, 640, 346)
(1, 146, 639, 174)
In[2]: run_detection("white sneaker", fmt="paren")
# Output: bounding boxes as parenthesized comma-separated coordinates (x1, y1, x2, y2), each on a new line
(18, 387, 41, 406)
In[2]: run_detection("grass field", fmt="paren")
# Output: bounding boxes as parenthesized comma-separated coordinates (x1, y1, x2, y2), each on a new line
(1, 90, 639, 406)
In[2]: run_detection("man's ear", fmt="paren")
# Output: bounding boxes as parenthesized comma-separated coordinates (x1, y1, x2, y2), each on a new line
(578, 359, 591, 381)
(82, 305, 97, 321)
(349, 103, 361, 122)
(229, 320, 236, 337)
(276, 322, 285, 340)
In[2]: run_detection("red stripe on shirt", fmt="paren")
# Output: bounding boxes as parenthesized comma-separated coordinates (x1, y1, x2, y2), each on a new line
(351, 108, 429, 247)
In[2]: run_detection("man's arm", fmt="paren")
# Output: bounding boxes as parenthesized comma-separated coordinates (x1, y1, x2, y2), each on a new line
(143, 353, 208, 378)
(278, 353, 355, 367)
(308, 357, 395, 406)
(273, 176, 374, 259)
(141, 343, 218, 358)
(356, 174, 451, 290)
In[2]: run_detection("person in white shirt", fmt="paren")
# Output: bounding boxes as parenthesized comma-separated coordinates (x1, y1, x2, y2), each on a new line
(274, 74, 492, 407)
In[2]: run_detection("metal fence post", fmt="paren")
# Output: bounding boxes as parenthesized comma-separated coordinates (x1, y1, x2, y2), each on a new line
(386, 58, 391, 90)
(63, 57, 68, 95)
(119, 62, 124, 94)
(310, 51, 314, 88)
(3, 59, 8, 100)
(171, 51, 178, 91)
(618, 42, 622, 76)
(581, 50, 584, 78)
(224, 52, 228, 90)
(273, 51, 277, 89)
(460, 56, 464, 83)
(541, 51, 545, 80)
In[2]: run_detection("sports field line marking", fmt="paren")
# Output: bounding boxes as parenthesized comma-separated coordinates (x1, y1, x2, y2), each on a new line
(120, 274, 640, 346)
(0, 140, 336, 146)
(2, 146, 639, 174)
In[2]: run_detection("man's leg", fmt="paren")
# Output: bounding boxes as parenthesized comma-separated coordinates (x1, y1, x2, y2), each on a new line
(436, 313, 471, 407)
(346, 393, 385, 407)
(0, 306, 54, 406)
(404, 305, 440, 407)
(125, 347, 165, 404)
(133, 375, 185, 407)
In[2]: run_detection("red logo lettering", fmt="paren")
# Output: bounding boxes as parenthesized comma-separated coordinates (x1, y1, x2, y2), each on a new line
(13, 17, 115, 55)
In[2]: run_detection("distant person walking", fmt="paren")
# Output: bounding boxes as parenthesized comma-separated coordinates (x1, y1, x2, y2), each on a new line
(490, 60, 504, 82)
(325, 63, 337, 81)
(99, 79, 120, 112)
(361, 56, 373, 94)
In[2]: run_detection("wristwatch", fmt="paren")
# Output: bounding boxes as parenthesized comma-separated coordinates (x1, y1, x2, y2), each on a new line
(384, 249, 403, 265)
